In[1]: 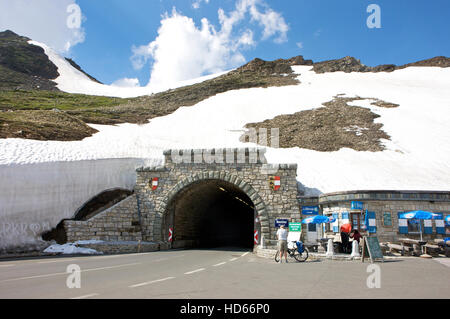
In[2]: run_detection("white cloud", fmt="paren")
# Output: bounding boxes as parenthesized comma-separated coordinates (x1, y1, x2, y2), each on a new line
(111, 78, 141, 88)
(296, 42, 303, 49)
(0, 0, 85, 53)
(192, 0, 210, 10)
(132, 0, 289, 89)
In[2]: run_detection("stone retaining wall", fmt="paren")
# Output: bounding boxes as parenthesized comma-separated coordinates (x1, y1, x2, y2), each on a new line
(64, 195, 143, 242)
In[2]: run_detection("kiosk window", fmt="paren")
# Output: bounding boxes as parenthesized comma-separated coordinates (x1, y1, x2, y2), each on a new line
(383, 212, 392, 227)
(324, 215, 332, 232)
(408, 220, 422, 233)
(308, 223, 317, 232)
(351, 213, 363, 230)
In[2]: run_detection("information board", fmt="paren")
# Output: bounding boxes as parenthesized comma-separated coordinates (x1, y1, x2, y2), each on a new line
(275, 219, 289, 228)
(362, 236, 384, 263)
(289, 223, 302, 232)
(351, 201, 364, 210)
(302, 206, 319, 215)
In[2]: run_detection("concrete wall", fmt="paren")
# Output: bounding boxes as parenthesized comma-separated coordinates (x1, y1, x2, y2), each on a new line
(0, 158, 153, 252)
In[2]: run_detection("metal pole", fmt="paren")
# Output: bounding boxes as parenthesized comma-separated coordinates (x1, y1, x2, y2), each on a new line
(419, 219, 423, 242)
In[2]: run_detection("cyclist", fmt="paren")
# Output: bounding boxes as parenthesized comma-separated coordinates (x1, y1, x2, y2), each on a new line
(276, 225, 288, 263)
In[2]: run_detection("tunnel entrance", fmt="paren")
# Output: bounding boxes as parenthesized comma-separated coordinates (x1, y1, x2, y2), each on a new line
(163, 179, 256, 249)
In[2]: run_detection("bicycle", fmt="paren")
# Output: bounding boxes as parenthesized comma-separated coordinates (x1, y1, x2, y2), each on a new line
(275, 240, 309, 262)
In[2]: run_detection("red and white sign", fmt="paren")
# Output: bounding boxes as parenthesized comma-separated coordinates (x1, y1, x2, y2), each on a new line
(151, 178, 159, 191)
(254, 230, 259, 245)
(168, 228, 173, 242)
(270, 176, 281, 191)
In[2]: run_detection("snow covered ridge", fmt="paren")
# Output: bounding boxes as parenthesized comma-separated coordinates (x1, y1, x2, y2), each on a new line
(29, 40, 230, 98)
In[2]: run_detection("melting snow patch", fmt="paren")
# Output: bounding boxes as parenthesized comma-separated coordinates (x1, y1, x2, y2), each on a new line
(43, 243, 102, 255)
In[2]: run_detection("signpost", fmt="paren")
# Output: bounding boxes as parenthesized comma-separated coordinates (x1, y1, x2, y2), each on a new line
(302, 206, 319, 215)
(275, 219, 289, 228)
(254, 230, 259, 245)
(289, 223, 302, 232)
(287, 222, 301, 242)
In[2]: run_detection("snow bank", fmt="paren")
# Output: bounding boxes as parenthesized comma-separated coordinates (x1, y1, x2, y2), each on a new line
(0, 158, 155, 250)
(44, 243, 101, 255)
(29, 40, 230, 98)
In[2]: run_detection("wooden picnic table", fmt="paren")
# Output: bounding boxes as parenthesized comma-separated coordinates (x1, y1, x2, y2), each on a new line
(399, 238, 421, 245)
(399, 238, 430, 256)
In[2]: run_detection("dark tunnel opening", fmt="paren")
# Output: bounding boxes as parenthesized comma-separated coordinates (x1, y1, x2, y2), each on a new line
(164, 179, 256, 249)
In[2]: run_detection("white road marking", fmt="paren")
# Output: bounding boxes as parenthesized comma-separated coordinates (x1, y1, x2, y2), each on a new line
(213, 262, 227, 267)
(241, 252, 250, 257)
(0, 262, 141, 283)
(70, 293, 99, 299)
(229, 258, 238, 262)
(129, 277, 175, 288)
(37, 259, 79, 264)
(184, 268, 205, 275)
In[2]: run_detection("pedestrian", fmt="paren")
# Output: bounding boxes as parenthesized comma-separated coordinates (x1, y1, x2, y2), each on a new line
(340, 224, 351, 253)
(277, 225, 288, 263)
(350, 229, 362, 243)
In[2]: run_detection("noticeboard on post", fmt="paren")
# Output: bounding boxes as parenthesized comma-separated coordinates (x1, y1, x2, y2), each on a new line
(289, 223, 302, 232)
(302, 206, 319, 215)
(274, 219, 289, 228)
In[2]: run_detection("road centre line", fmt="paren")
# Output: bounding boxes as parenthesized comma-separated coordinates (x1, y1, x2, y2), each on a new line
(70, 293, 100, 299)
(184, 268, 205, 275)
(129, 277, 176, 288)
(213, 262, 227, 267)
(229, 258, 238, 262)
(0, 262, 141, 283)
(241, 252, 250, 257)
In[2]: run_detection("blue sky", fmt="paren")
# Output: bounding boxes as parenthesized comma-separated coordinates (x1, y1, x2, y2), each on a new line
(1, 0, 449, 87)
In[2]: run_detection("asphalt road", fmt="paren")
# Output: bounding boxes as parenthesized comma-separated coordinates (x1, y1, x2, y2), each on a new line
(0, 248, 449, 299)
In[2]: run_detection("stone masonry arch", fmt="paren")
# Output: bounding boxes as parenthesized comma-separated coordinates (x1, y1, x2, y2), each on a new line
(157, 173, 269, 248)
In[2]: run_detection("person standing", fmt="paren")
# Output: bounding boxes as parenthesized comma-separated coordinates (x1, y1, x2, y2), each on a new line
(350, 229, 362, 243)
(277, 225, 288, 263)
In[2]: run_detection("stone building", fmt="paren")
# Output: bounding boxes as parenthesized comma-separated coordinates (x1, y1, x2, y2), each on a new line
(299, 190, 450, 243)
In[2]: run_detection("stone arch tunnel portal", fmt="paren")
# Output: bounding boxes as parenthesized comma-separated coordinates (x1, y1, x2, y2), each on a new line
(163, 179, 257, 249)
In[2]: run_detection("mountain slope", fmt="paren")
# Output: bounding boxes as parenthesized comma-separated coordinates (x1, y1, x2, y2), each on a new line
(0, 30, 59, 90)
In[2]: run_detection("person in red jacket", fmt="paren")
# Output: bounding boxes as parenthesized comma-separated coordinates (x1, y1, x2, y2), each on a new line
(350, 229, 362, 243)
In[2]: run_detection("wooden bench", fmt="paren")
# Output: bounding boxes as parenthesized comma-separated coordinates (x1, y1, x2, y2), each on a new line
(423, 244, 441, 256)
(387, 243, 413, 256)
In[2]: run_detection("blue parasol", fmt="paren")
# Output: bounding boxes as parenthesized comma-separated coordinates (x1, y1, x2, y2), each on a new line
(399, 210, 440, 242)
(399, 210, 440, 220)
(302, 215, 335, 224)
